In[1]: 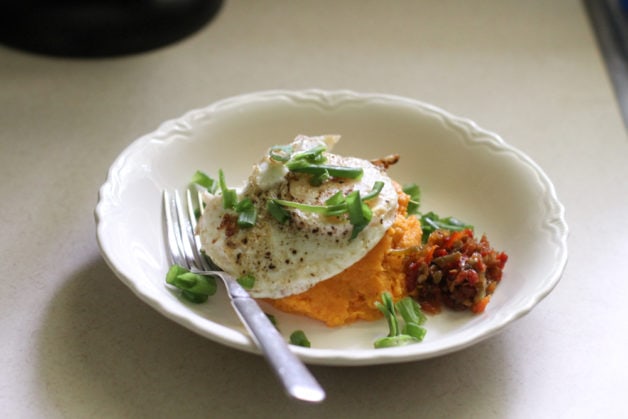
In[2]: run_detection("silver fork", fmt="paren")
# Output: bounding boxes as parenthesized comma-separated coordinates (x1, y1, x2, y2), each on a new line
(163, 189, 325, 403)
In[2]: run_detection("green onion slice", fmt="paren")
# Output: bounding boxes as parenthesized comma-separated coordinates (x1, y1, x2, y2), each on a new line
(420, 212, 473, 242)
(165, 264, 218, 304)
(235, 197, 257, 228)
(267, 200, 291, 223)
(395, 297, 427, 326)
(308, 170, 331, 186)
(346, 191, 372, 240)
(290, 145, 327, 163)
(218, 169, 237, 209)
(375, 292, 399, 337)
(181, 290, 209, 303)
(289, 330, 311, 347)
(237, 207, 257, 228)
(269, 145, 293, 162)
(362, 181, 385, 201)
(271, 199, 331, 214)
(402, 322, 427, 341)
(402, 183, 421, 215)
(191, 170, 218, 193)
(325, 191, 346, 206)
(268, 181, 385, 238)
(373, 292, 427, 348)
(237, 273, 256, 289)
(235, 197, 253, 212)
(374, 334, 421, 348)
(286, 160, 364, 180)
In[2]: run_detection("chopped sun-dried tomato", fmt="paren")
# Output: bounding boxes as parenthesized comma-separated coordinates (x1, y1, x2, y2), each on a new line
(404, 229, 507, 314)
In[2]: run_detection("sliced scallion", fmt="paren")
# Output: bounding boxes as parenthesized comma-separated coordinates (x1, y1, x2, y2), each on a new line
(402, 183, 421, 215)
(420, 211, 473, 243)
(175, 272, 218, 295)
(269, 144, 293, 162)
(237, 207, 257, 228)
(309, 169, 331, 186)
(290, 144, 327, 163)
(325, 191, 346, 206)
(218, 169, 237, 210)
(271, 199, 331, 214)
(402, 322, 427, 341)
(395, 297, 427, 326)
(362, 181, 385, 201)
(346, 191, 372, 240)
(191, 170, 218, 193)
(181, 290, 209, 303)
(237, 273, 256, 289)
(373, 293, 426, 349)
(289, 330, 311, 347)
(234, 198, 257, 228)
(285, 160, 364, 180)
(235, 197, 253, 212)
(267, 200, 291, 223)
(165, 264, 217, 304)
(268, 181, 384, 238)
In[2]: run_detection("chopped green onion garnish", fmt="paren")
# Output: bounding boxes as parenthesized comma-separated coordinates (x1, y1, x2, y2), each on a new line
(374, 334, 421, 348)
(362, 180, 385, 201)
(402, 183, 421, 215)
(234, 197, 257, 228)
(324, 204, 350, 217)
(309, 169, 331, 186)
(181, 290, 209, 303)
(235, 197, 253, 212)
(269, 181, 384, 239)
(237, 207, 257, 228)
(325, 191, 346, 206)
(166, 264, 187, 285)
(269, 144, 293, 162)
(173, 272, 217, 295)
(290, 144, 327, 163)
(191, 170, 218, 193)
(402, 322, 427, 341)
(420, 211, 473, 242)
(237, 273, 256, 289)
(267, 200, 291, 223)
(218, 169, 237, 210)
(402, 182, 472, 241)
(289, 330, 311, 347)
(285, 160, 364, 180)
(346, 191, 372, 240)
(166, 264, 217, 304)
(373, 292, 427, 349)
(375, 292, 400, 337)
(273, 144, 361, 185)
(271, 199, 331, 214)
(395, 297, 427, 326)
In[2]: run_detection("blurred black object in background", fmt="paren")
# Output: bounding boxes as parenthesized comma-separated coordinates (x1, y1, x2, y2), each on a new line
(0, 0, 224, 58)
(585, 0, 628, 129)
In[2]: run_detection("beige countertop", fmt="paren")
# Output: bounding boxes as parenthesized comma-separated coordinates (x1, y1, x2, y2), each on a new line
(2, 1, 627, 417)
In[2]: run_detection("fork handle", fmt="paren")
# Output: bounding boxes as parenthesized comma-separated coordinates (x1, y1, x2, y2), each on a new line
(230, 296, 326, 403)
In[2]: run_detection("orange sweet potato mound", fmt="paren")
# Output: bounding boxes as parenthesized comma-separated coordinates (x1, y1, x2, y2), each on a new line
(265, 184, 421, 327)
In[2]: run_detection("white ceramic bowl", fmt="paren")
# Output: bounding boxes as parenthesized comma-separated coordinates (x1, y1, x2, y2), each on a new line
(95, 90, 568, 366)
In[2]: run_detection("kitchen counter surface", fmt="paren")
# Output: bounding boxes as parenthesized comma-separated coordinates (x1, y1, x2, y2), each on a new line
(1, 1, 626, 418)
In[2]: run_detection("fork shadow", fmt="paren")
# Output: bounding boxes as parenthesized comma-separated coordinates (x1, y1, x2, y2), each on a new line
(37, 256, 517, 419)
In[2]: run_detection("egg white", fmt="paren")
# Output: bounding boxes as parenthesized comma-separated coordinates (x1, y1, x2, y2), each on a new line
(197, 135, 398, 298)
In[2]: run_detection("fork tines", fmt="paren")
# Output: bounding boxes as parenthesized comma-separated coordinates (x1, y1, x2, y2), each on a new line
(163, 188, 211, 272)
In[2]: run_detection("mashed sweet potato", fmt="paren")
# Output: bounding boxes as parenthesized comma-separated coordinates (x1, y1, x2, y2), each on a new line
(265, 184, 422, 327)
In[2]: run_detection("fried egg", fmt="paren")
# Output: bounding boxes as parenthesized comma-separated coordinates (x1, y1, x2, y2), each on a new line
(197, 134, 398, 298)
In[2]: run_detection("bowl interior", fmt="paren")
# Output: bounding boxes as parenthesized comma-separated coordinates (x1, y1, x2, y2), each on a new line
(96, 91, 567, 365)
